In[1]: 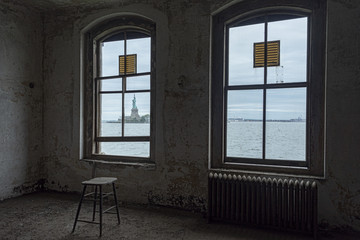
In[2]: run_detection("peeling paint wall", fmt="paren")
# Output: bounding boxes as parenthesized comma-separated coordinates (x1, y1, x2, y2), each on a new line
(41, 0, 360, 230)
(42, 1, 210, 212)
(2, 0, 360, 232)
(0, 2, 43, 200)
(318, 0, 360, 230)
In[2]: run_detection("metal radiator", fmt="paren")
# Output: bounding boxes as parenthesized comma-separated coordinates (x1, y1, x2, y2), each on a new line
(208, 172, 318, 237)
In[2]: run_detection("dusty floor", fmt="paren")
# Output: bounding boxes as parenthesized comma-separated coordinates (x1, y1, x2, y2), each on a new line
(0, 192, 359, 240)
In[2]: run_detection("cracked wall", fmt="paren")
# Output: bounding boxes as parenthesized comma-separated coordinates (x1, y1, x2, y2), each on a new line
(41, 1, 210, 213)
(318, 0, 360, 230)
(1, 0, 360, 232)
(0, 1, 43, 200)
(41, 0, 360, 229)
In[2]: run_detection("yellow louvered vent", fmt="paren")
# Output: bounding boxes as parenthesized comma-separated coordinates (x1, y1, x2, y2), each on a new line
(119, 54, 137, 74)
(254, 41, 280, 68)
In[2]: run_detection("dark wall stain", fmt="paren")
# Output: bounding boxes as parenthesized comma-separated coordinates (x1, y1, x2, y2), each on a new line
(147, 191, 206, 213)
(12, 178, 47, 195)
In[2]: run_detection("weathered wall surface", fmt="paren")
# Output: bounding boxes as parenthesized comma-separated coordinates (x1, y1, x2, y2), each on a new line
(0, 2, 43, 200)
(318, 0, 360, 230)
(37, 0, 360, 231)
(42, 1, 209, 211)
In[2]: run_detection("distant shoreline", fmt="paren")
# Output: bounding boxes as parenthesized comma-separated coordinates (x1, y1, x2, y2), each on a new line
(102, 120, 150, 123)
(102, 119, 305, 123)
(228, 118, 306, 123)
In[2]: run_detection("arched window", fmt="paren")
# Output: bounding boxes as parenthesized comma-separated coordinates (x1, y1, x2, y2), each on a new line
(211, 0, 326, 176)
(83, 15, 156, 163)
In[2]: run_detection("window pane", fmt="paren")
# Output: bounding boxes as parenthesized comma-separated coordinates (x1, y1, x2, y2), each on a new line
(99, 94, 122, 136)
(227, 90, 263, 158)
(126, 75, 150, 91)
(267, 16, 308, 84)
(127, 33, 151, 73)
(265, 88, 306, 161)
(101, 39, 124, 77)
(124, 93, 150, 136)
(99, 142, 149, 157)
(228, 23, 264, 85)
(100, 78, 122, 92)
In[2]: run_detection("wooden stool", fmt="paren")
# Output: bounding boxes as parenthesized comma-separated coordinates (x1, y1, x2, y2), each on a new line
(72, 177, 120, 236)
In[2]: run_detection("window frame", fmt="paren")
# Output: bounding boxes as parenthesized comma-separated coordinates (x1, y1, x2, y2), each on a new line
(210, 0, 326, 177)
(83, 16, 156, 163)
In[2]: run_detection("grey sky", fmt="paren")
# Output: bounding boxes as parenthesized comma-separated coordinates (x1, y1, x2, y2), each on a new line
(228, 17, 308, 120)
(100, 17, 307, 121)
(100, 37, 151, 120)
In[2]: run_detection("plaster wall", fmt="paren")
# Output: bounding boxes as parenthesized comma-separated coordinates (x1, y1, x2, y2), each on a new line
(0, 2, 43, 200)
(41, 0, 360, 231)
(318, 0, 360, 230)
(42, 1, 209, 210)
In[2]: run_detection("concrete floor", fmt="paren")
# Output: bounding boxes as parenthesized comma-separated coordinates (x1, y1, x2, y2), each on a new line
(0, 192, 359, 240)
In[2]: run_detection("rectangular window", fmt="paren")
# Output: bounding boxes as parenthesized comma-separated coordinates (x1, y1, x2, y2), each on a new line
(211, 0, 326, 177)
(96, 31, 151, 159)
(226, 15, 308, 166)
(83, 16, 156, 163)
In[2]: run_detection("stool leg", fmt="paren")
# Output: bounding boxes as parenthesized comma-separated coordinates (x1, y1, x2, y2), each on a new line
(72, 185, 87, 233)
(99, 185, 103, 237)
(92, 185, 98, 221)
(112, 183, 120, 224)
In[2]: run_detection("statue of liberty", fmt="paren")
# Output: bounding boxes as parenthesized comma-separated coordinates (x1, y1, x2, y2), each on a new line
(132, 94, 137, 109)
(130, 94, 140, 120)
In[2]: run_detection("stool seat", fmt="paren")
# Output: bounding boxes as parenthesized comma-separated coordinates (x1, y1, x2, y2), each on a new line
(82, 177, 117, 185)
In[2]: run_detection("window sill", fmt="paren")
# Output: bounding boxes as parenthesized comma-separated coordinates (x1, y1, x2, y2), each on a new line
(80, 158, 156, 170)
(210, 165, 325, 180)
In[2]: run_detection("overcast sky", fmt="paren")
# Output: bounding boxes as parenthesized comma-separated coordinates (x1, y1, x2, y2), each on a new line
(228, 16, 308, 120)
(100, 37, 151, 121)
(99, 16, 308, 121)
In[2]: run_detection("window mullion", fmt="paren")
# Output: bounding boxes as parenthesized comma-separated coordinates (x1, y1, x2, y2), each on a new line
(224, 26, 231, 160)
(96, 136, 150, 142)
(95, 71, 151, 81)
(121, 32, 127, 137)
(95, 41, 101, 154)
(262, 18, 268, 161)
(226, 82, 307, 91)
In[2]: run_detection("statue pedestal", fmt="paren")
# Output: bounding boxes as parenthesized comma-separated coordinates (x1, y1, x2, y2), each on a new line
(131, 108, 140, 120)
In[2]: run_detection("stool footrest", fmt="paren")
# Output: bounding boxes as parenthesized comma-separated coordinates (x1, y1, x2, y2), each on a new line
(93, 206, 117, 214)
(103, 205, 116, 213)
(84, 191, 113, 198)
(77, 219, 100, 225)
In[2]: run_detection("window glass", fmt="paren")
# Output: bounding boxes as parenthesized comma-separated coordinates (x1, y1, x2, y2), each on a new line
(99, 94, 122, 137)
(267, 17, 308, 84)
(99, 142, 150, 157)
(227, 90, 263, 158)
(127, 75, 150, 91)
(126, 33, 151, 73)
(229, 23, 264, 85)
(124, 92, 150, 136)
(101, 38, 124, 77)
(100, 78, 122, 92)
(265, 88, 306, 160)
